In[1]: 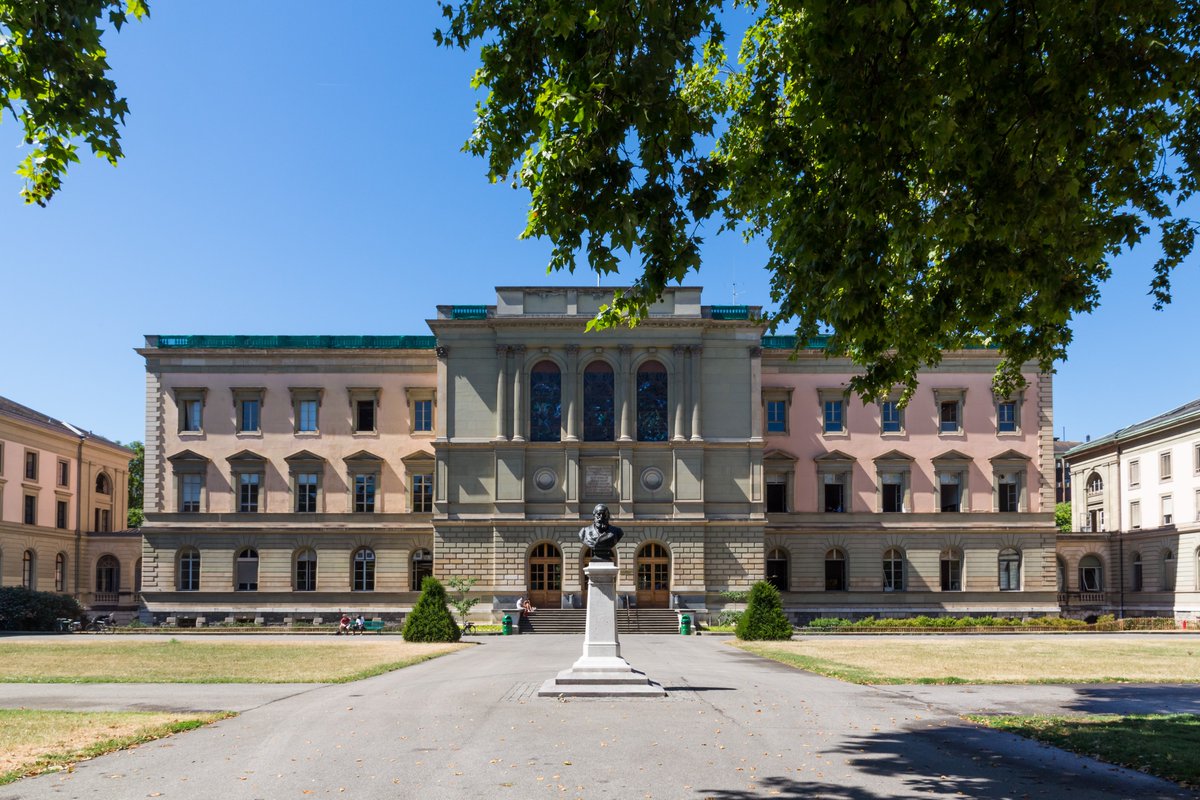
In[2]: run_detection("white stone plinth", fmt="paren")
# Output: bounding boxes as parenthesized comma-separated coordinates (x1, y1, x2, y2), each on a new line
(538, 562, 666, 698)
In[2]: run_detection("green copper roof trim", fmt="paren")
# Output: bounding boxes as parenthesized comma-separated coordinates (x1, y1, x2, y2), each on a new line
(709, 305, 751, 320)
(450, 305, 490, 319)
(155, 335, 438, 350)
(760, 335, 830, 350)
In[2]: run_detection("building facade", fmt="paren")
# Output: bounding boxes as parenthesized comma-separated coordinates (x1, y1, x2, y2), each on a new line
(1065, 399, 1200, 621)
(138, 286, 1060, 625)
(0, 395, 137, 615)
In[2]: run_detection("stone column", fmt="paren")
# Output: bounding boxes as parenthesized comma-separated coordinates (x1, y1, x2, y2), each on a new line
(689, 345, 703, 441)
(564, 344, 579, 442)
(495, 346, 509, 441)
(618, 344, 633, 441)
(672, 345, 687, 441)
(511, 345, 527, 442)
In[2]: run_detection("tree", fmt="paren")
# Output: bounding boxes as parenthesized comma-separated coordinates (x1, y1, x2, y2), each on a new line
(127, 439, 143, 528)
(402, 576, 461, 642)
(734, 580, 792, 641)
(1, 1, 149, 206)
(1055, 502, 1072, 534)
(437, 1, 1200, 399)
(446, 575, 480, 627)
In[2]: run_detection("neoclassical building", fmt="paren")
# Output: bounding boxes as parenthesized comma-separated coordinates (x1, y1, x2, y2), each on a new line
(137, 286, 1060, 624)
(0, 395, 137, 616)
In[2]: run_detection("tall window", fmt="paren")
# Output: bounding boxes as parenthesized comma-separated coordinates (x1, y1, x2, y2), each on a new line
(998, 549, 1021, 591)
(412, 474, 433, 513)
(823, 399, 844, 433)
(22, 550, 35, 589)
(411, 549, 433, 591)
(295, 549, 316, 592)
(766, 475, 788, 513)
(354, 474, 376, 513)
(55, 500, 68, 529)
(583, 361, 615, 441)
(298, 399, 319, 432)
(880, 473, 906, 512)
(824, 549, 847, 591)
(1130, 501, 1141, 529)
(1163, 550, 1176, 591)
(997, 472, 1020, 512)
(940, 549, 962, 591)
(1079, 555, 1103, 592)
(96, 555, 119, 595)
(529, 360, 562, 442)
(997, 401, 1017, 432)
(636, 360, 669, 442)
(883, 548, 905, 591)
(239, 398, 261, 433)
(95, 473, 111, 495)
(178, 548, 200, 591)
(1162, 494, 1174, 525)
(355, 399, 376, 433)
(181, 474, 202, 513)
(766, 400, 787, 433)
(182, 398, 204, 432)
(94, 508, 111, 532)
(766, 548, 789, 592)
(57, 460, 70, 487)
(353, 548, 376, 591)
(1160, 450, 1172, 480)
(55, 553, 66, 591)
(1129, 459, 1140, 486)
(24, 494, 36, 525)
(296, 473, 318, 512)
(938, 472, 963, 512)
(822, 473, 847, 513)
(238, 473, 261, 513)
(880, 400, 903, 433)
(413, 399, 433, 432)
(236, 548, 258, 591)
(1132, 552, 1143, 591)
(25, 451, 38, 481)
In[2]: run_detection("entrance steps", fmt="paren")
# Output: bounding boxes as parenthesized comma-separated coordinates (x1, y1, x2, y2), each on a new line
(518, 608, 680, 635)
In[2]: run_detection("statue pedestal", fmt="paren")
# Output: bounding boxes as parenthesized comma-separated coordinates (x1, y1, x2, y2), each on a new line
(538, 562, 666, 697)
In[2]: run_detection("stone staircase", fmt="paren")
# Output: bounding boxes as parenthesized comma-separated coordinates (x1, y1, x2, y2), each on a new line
(519, 608, 681, 635)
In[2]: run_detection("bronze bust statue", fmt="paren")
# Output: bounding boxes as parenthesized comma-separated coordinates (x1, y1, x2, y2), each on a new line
(579, 503, 623, 562)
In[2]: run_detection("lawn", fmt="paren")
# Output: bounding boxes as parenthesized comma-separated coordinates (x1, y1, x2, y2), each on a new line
(0, 709, 230, 785)
(734, 636, 1200, 684)
(967, 713, 1200, 788)
(0, 640, 470, 683)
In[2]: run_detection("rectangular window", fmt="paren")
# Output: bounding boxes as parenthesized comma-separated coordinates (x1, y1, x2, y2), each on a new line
(823, 480, 845, 513)
(1196, 489, 1200, 522)
(94, 508, 111, 532)
(1129, 459, 1140, 486)
(182, 399, 203, 432)
(1195, 442, 1200, 474)
(25, 451, 38, 481)
(181, 474, 202, 513)
(939, 401, 960, 433)
(239, 399, 261, 433)
(823, 400, 843, 433)
(414, 399, 433, 432)
(354, 474, 376, 513)
(56, 500, 68, 529)
(298, 399, 319, 432)
(355, 399, 376, 433)
(24, 494, 37, 525)
(238, 473, 261, 513)
(57, 460, 70, 488)
(766, 400, 787, 433)
(939, 473, 961, 512)
(1160, 450, 1172, 480)
(882, 481, 904, 513)
(940, 557, 962, 591)
(296, 473, 318, 513)
(412, 473, 433, 512)
(1162, 494, 1173, 526)
(1130, 500, 1141, 529)
(997, 401, 1017, 432)
(766, 477, 788, 513)
(998, 474, 1019, 512)
(880, 401, 902, 433)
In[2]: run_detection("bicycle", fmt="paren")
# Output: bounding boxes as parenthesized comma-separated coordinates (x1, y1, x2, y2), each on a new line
(86, 614, 115, 633)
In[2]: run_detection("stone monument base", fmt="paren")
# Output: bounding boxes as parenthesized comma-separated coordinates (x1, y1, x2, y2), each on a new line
(537, 562, 666, 698)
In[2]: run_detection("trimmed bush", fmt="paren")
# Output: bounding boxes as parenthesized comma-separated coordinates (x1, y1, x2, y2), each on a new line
(735, 581, 793, 640)
(0, 587, 82, 631)
(402, 577, 461, 642)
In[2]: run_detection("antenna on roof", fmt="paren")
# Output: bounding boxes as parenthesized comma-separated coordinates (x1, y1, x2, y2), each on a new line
(732, 282, 739, 304)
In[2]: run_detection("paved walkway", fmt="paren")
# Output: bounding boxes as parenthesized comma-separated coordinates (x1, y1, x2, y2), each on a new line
(2, 634, 1197, 799)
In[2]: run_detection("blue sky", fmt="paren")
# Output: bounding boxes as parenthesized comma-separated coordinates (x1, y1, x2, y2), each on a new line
(1, 3, 1197, 447)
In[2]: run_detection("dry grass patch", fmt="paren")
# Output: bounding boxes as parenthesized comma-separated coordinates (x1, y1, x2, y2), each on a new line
(0, 640, 469, 684)
(734, 636, 1200, 684)
(0, 709, 230, 785)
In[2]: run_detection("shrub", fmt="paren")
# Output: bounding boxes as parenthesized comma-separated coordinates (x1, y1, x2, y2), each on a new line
(714, 610, 744, 627)
(735, 581, 793, 641)
(806, 618, 852, 629)
(402, 577, 461, 642)
(0, 587, 82, 631)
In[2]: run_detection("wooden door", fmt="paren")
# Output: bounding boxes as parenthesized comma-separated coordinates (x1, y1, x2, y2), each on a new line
(636, 543, 670, 608)
(528, 542, 562, 608)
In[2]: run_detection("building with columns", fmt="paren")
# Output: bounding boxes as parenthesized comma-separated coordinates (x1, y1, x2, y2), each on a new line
(137, 286, 1061, 625)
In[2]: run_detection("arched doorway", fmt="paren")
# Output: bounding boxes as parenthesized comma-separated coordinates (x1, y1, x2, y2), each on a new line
(579, 546, 618, 606)
(528, 542, 562, 609)
(95, 555, 119, 601)
(636, 543, 670, 608)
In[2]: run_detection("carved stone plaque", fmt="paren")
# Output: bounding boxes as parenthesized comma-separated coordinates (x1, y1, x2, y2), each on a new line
(584, 465, 614, 498)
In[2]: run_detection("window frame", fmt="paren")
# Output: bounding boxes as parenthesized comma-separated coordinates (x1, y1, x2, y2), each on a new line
(1129, 459, 1140, 487)
(879, 397, 905, 434)
(1160, 449, 1173, 481)
(405, 387, 436, 435)
(227, 451, 267, 514)
(874, 451, 913, 514)
(1130, 500, 1141, 529)
(1079, 555, 1104, 592)
(235, 548, 259, 592)
(815, 452, 854, 513)
(411, 473, 433, 513)
(177, 548, 201, 592)
(57, 459, 70, 488)
(410, 548, 434, 591)
(55, 498, 68, 529)
(352, 547, 376, 592)
(1162, 493, 1174, 526)
(883, 548, 905, 592)
(993, 391, 1023, 434)
(1132, 551, 1143, 591)
(173, 388, 207, 434)
(55, 552, 67, 592)
(990, 454, 1029, 513)
(23, 493, 37, 525)
(349, 388, 381, 435)
(998, 548, 1021, 591)
(763, 388, 792, 435)
(294, 548, 317, 592)
(22, 549, 36, 589)
(1163, 549, 1176, 591)
(819, 389, 847, 435)
(940, 549, 963, 591)
(824, 548, 847, 591)
(24, 449, 38, 482)
(286, 451, 326, 513)
(934, 453, 970, 512)
(935, 389, 966, 435)
(635, 359, 670, 442)
(232, 387, 266, 435)
(765, 547, 789, 592)
(289, 387, 323, 434)
(344, 451, 383, 513)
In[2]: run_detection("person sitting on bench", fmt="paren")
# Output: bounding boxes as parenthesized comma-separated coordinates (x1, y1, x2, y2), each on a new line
(519, 596, 536, 616)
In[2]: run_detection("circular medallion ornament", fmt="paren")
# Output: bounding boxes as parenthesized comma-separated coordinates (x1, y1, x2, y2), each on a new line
(640, 467, 665, 491)
(533, 468, 557, 491)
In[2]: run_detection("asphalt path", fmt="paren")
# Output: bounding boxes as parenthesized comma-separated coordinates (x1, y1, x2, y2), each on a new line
(1, 634, 1196, 799)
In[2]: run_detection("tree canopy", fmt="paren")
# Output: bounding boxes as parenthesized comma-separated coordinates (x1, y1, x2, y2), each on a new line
(436, 0, 1200, 398)
(0, 1, 148, 206)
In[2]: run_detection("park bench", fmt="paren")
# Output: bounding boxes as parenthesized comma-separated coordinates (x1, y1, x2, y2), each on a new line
(359, 620, 385, 634)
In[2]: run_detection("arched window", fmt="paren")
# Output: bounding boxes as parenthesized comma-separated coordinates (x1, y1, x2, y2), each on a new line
(235, 548, 258, 592)
(55, 553, 67, 592)
(1086, 472, 1103, 494)
(998, 548, 1021, 591)
(96, 555, 119, 596)
(95, 472, 111, 495)
(529, 542, 563, 607)
(636, 360, 669, 441)
(824, 548, 847, 591)
(178, 548, 200, 591)
(1079, 554, 1103, 592)
(583, 361, 615, 441)
(22, 550, 35, 589)
(294, 549, 317, 592)
(353, 547, 376, 591)
(766, 548, 789, 592)
(529, 360, 562, 442)
(883, 548, 905, 592)
(1131, 552, 1143, 592)
(940, 548, 962, 591)
(1163, 549, 1176, 591)
(411, 548, 434, 591)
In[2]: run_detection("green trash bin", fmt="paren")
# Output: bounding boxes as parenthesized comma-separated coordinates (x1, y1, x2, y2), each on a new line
(501, 614, 513, 635)
(680, 614, 691, 635)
